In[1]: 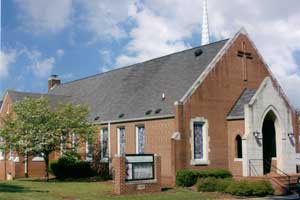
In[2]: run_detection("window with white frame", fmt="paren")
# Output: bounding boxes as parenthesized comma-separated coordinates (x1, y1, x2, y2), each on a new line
(190, 117, 209, 165)
(117, 127, 125, 156)
(235, 135, 243, 159)
(0, 137, 4, 160)
(100, 128, 109, 161)
(0, 149, 3, 160)
(60, 135, 66, 156)
(8, 146, 14, 161)
(32, 151, 44, 161)
(86, 134, 93, 161)
(136, 125, 145, 154)
(72, 133, 78, 152)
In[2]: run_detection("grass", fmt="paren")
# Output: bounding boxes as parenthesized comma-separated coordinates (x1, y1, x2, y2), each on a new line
(0, 179, 216, 200)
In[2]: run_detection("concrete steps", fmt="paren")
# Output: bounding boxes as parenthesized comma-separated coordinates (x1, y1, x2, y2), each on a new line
(269, 174, 300, 195)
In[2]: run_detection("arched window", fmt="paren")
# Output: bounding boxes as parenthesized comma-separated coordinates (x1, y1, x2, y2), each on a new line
(236, 135, 242, 159)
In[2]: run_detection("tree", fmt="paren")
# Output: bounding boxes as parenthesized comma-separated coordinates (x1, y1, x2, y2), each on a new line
(0, 97, 95, 180)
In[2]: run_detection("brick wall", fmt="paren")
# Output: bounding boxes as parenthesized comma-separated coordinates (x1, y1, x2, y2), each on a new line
(178, 33, 271, 173)
(112, 155, 161, 195)
(227, 120, 244, 177)
(102, 117, 175, 186)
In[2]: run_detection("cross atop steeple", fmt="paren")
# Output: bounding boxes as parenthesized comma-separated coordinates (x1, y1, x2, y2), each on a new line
(201, 0, 210, 45)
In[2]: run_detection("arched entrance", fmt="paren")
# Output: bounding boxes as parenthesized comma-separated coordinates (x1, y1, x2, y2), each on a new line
(262, 110, 277, 174)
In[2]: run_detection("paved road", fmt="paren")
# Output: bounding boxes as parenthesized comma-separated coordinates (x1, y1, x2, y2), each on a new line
(269, 194, 300, 200)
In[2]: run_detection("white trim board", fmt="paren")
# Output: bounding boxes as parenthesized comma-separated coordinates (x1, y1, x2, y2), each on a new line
(95, 115, 174, 125)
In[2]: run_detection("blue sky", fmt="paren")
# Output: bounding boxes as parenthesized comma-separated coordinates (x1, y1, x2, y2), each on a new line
(1, 0, 300, 108)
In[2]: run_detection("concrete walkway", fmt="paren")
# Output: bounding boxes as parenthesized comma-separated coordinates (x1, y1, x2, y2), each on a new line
(269, 194, 300, 200)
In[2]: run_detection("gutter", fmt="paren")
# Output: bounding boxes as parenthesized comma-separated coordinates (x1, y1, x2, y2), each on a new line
(93, 114, 175, 125)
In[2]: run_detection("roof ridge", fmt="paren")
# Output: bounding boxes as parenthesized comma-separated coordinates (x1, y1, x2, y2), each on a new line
(56, 39, 230, 87)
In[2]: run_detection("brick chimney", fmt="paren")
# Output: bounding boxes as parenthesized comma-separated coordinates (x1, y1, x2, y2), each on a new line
(48, 75, 61, 91)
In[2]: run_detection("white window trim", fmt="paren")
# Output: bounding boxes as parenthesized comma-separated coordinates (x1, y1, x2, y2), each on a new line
(8, 149, 14, 161)
(32, 152, 44, 161)
(85, 140, 93, 162)
(0, 151, 4, 160)
(0, 137, 4, 160)
(190, 117, 210, 165)
(100, 128, 108, 162)
(135, 125, 145, 154)
(72, 133, 77, 151)
(117, 127, 125, 156)
(60, 135, 66, 156)
(234, 158, 243, 162)
(32, 156, 44, 161)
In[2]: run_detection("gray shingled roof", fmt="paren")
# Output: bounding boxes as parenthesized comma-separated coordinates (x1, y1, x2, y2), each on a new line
(49, 40, 229, 122)
(227, 89, 257, 120)
(7, 90, 71, 108)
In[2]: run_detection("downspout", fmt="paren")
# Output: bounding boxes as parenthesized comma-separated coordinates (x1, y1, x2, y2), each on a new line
(108, 122, 112, 175)
(4, 151, 7, 180)
(25, 151, 28, 178)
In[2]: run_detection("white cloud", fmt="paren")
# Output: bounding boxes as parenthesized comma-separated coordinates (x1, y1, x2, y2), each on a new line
(56, 49, 65, 57)
(116, 0, 203, 67)
(280, 74, 300, 109)
(113, 0, 300, 108)
(15, 0, 72, 33)
(21, 49, 55, 78)
(207, 0, 300, 108)
(99, 50, 113, 72)
(79, 0, 134, 41)
(0, 50, 16, 79)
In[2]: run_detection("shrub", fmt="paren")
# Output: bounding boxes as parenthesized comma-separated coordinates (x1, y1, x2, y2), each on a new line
(176, 169, 232, 187)
(225, 180, 273, 197)
(250, 180, 274, 197)
(50, 153, 95, 179)
(197, 177, 233, 192)
(196, 178, 273, 197)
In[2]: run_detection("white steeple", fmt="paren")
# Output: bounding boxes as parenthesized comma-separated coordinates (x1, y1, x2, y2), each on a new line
(201, 0, 210, 45)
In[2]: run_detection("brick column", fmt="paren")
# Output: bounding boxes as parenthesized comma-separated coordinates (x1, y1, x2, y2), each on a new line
(171, 101, 184, 186)
(154, 155, 161, 186)
(112, 156, 126, 195)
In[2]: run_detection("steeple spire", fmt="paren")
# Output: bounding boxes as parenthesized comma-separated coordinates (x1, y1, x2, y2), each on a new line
(201, 0, 210, 45)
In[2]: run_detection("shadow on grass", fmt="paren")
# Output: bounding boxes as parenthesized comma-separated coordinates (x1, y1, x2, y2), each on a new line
(0, 183, 48, 193)
(19, 176, 110, 183)
(162, 187, 173, 192)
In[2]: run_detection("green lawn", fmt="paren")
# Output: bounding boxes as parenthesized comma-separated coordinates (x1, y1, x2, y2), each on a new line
(0, 179, 216, 200)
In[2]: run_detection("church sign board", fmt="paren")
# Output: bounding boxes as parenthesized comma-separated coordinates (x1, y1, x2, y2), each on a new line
(125, 154, 154, 181)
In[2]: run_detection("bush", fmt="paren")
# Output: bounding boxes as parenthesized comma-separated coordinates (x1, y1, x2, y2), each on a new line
(50, 152, 95, 179)
(196, 178, 273, 197)
(176, 169, 232, 187)
(225, 180, 274, 197)
(197, 177, 233, 192)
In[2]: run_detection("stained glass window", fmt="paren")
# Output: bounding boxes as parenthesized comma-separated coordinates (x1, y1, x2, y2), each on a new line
(118, 128, 125, 155)
(194, 122, 204, 160)
(86, 134, 93, 161)
(101, 128, 109, 160)
(137, 126, 145, 154)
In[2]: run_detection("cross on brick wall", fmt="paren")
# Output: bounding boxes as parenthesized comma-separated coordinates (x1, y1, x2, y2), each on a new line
(237, 42, 253, 81)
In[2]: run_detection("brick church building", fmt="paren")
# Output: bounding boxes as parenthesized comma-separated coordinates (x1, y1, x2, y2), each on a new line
(0, 29, 299, 186)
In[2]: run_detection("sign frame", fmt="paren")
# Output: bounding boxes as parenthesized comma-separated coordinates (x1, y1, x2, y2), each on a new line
(125, 154, 155, 182)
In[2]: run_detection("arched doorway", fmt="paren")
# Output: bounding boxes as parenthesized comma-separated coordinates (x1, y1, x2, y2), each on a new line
(262, 110, 277, 174)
